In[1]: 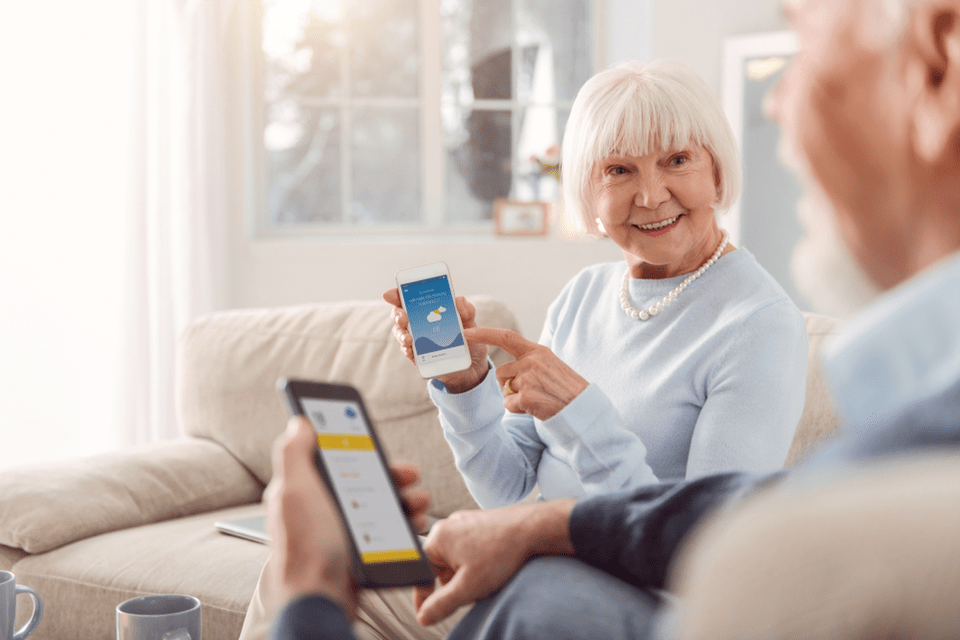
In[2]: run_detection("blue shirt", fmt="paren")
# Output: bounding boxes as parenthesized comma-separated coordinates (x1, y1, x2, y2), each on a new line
(808, 251, 960, 466)
(431, 249, 808, 508)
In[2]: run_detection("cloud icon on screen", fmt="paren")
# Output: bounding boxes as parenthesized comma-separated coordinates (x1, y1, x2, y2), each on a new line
(427, 306, 446, 323)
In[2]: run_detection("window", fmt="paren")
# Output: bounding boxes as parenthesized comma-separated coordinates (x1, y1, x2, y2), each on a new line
(248, 0, 600, 237)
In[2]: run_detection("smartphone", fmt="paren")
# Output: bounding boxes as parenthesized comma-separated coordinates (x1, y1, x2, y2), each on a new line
(277, 378, 436, 589)
(395, 261, 472, 379)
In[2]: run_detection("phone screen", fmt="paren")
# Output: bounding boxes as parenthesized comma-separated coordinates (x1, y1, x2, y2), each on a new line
(300, 397, 423, 567)
(400, 274, 467, 369)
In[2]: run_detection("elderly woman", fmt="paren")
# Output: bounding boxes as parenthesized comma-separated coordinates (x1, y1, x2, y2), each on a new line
(384, 59, 808, 509)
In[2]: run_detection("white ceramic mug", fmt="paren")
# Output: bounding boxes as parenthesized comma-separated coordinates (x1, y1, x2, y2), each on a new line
(116, 594, 200, 640)
(0, 570, 43, 640)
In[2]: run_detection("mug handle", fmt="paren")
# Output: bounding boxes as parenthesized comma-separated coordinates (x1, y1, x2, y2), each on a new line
(13, 585, 43, 640)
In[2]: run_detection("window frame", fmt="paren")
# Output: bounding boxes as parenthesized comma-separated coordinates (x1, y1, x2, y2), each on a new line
(242, 0, 606, 240)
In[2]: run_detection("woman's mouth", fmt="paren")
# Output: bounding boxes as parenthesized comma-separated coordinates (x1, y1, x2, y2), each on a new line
(635, 214, 683, 236)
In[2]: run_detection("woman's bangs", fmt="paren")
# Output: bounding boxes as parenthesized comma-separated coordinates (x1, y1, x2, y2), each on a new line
(603, 89, 703, 160)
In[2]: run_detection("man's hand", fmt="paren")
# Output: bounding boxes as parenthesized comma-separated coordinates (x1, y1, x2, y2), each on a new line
(413, 498, 576, 627)
(265, 416, 432, 618)
(464, 326, 589, 421)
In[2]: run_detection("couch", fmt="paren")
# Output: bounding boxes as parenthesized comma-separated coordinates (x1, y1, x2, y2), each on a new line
(0, 298, 842, 640)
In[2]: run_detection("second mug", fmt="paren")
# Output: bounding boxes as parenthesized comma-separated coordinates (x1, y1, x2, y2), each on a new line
(116, 594, 201, 640)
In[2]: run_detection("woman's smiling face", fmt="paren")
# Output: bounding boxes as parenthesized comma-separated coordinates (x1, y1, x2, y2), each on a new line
(590, 144, 726, 279)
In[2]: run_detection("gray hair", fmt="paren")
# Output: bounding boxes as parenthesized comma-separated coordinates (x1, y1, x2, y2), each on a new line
(560, 59, 741, 236)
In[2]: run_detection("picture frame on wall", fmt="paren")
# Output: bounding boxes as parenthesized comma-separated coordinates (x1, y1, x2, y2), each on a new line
(494, 199, 550, 236)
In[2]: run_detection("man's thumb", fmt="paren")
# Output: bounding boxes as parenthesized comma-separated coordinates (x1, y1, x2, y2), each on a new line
(416, 571, 469, 627)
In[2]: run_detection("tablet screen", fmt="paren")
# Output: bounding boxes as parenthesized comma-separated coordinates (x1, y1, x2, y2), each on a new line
(300, 397, 422, 566)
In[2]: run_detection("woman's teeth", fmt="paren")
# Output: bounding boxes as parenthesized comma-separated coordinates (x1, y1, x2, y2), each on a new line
(638, 215, 679, 230)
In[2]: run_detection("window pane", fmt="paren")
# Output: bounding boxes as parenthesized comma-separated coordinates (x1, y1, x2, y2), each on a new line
(256, 0, 596, 234)
(441, 0, 513, 102)
(262, 0, 342, 100)
(351, 107, 421, 224)
(444, 106, 512, 222)
(515, 106, 567, 202)
(349, 0, 419, 98)
(267, 104, 342, 224)
(517, 0, 593, 102)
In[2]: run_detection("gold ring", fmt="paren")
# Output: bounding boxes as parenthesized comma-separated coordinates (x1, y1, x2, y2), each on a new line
(504, 378, 514, 395)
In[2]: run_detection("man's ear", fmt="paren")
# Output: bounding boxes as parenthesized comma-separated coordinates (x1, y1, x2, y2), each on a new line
(911, 2, 960, 162)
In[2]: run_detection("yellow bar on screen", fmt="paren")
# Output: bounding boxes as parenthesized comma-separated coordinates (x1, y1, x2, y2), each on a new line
(316, 434, 375, 451)
(361, 548, 421, 564)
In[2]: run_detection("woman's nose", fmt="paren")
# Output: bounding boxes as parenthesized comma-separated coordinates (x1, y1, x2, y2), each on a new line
(633, 175, 670, 209)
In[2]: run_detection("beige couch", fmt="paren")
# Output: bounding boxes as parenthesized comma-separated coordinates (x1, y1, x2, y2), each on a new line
(0, 299, 841, 640)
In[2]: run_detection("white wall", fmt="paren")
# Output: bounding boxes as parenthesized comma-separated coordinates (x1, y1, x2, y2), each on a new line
(224, 0, 789, 338)
(650, 0, 789, 98)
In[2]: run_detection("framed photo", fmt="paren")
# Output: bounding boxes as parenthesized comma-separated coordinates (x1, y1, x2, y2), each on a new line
(494, 199, 549, 236)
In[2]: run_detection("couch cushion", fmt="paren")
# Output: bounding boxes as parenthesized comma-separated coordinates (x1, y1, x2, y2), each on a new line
(176, 296, 520, 518)
(0, 544, 26, 572)
(0, 439, 263, 554)
(785, 312, 844, 465)
(11, 503, 269, 640)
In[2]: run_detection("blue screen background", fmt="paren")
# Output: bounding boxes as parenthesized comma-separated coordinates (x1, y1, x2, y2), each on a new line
(401, 275, 464, 355)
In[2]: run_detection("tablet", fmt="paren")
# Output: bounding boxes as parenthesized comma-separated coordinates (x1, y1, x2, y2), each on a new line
(214, 516, 268, 544)
(277, 378, 436, 588)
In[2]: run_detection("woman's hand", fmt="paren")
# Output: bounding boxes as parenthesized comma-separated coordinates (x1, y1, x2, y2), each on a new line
(463, 327, 589, 421)
(382, 288, 489, 393)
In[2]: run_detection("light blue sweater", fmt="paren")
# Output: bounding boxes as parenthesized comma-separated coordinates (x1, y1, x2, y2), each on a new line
(430, 249, 808, 508)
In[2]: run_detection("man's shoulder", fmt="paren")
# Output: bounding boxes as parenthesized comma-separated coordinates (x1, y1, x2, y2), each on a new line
(822, 251, 960, 432)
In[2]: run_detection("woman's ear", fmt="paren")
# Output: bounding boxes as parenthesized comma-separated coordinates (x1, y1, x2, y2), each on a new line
(713, 163, 722, 200)
(910, 2, 960, 162)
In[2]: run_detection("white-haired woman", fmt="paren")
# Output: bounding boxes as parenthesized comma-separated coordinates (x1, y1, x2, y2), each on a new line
(385, 59, 808, 508)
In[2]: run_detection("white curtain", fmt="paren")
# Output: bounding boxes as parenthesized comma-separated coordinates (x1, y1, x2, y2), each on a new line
(121, 0, 235, 444)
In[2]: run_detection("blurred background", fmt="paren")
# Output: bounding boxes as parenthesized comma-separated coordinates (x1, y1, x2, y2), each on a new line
(0, 0, 798, 467)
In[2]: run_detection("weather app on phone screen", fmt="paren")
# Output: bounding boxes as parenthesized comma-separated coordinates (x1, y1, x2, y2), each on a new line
(401, 275, 466, 366)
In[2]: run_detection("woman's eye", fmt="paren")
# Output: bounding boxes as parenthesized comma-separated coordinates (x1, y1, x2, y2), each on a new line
(669, 155, 688, 166)
(608, 166, 628, 175)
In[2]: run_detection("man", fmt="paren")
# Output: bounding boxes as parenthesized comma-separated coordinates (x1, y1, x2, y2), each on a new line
(266, 0, 960, 637)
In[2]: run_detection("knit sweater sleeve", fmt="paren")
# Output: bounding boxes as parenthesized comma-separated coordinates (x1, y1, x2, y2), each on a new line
(685, 300, 809, 477)
(429, 365, 545, 508)
(533, 272, 658, 496)
(537, 384, 659, 496)
(272, 596, 356, 640)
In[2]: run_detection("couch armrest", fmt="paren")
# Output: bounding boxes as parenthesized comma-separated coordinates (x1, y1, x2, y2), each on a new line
(0, 438, 264, 554)
(669, 453, 960, 640)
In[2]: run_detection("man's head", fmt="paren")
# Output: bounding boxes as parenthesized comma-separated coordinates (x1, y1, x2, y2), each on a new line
(772, 0, 960, 292)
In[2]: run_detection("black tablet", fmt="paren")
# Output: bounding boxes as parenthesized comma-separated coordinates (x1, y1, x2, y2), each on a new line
(277, 378, 435, 588)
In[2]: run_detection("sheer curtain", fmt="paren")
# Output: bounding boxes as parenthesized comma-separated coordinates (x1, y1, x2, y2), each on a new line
(0, 0, 235, 467)
(121, 0, 235, 444)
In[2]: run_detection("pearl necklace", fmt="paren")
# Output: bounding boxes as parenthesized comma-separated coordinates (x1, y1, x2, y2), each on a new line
(620, 230, 730, 321)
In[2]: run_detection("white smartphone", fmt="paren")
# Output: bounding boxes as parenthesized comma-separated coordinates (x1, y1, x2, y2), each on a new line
(395, 261, 472, 379)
